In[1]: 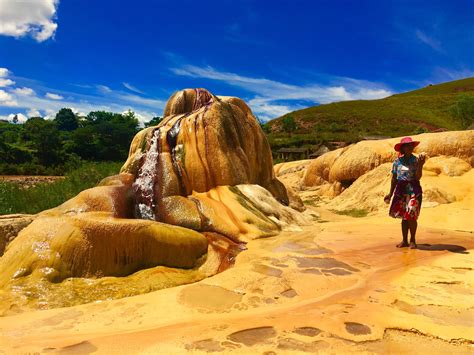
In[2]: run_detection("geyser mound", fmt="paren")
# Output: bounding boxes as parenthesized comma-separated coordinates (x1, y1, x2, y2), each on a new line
(0, 88, 306, 314)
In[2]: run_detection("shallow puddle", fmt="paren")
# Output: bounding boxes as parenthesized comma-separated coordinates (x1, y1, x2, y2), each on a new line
(345, 322, 372, 335)
(295, 257, 359, 272)
(293, 326, 322, 337)
(179, 284, 243, 311)
(227, 326, 277, 346)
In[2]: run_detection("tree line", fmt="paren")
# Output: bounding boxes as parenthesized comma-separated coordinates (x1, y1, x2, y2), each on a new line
(0, 108, 162, 175)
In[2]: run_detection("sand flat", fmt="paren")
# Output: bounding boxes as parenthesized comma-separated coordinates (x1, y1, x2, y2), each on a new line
(0, 208, 472, 354)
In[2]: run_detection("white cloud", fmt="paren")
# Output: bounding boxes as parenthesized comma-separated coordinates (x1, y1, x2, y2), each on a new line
(13, 87, 36, 96)
(0, 68, 9, 77)
(415, 29, 443, 52)
(171, 64, 393, 120)
(0, 78, 15, 87)
(68, 107, 86, 117)
(97, 84, 112, 94)
(27, 108, 41, 117)
(1, 112, 28, 123)
(0, 0, 59, 42)
(0, 89, 18, 106)
(0, 68, 15, 87)
(116, 92, 163, 107)
(248, 97, 302, 118)
(431, 67, 474, 82)
(1, 78, 163, 125)
(43, 108, 56, 120)
(123, 82, 145, 94)
(45, 92, 63, 100)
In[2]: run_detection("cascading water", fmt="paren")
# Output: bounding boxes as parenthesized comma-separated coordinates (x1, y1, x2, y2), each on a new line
(133, 88, 215, 220)
(133, 128, 161, 220)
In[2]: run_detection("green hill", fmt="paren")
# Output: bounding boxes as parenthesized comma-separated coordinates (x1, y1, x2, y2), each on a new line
(266, 77, 474, 150)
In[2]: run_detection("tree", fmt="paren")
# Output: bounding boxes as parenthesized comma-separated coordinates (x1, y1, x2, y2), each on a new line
(450, 94, 474, 128)
(23, 117, 63, 165)
(261, 123, 271, 134)
(72, 125, 98, 160)
(255, 115, 270, 134)
(145, 116, 163, 127)
(55, 108, 79, 131)
(86, 111, 119, 124)
(282, 115, 297, 136)
(73, 110, 139, 161)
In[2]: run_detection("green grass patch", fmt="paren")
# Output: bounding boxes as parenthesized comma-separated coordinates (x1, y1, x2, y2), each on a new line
(266, 77, 474, 152)
(0, 161, 122, 215)
(331, 208, 369, 218)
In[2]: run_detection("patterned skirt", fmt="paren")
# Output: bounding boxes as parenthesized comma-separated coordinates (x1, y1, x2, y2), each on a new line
(389, 180, 422, 221)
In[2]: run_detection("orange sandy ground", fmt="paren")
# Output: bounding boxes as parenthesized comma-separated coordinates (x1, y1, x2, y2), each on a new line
(0, 207, 472, 354)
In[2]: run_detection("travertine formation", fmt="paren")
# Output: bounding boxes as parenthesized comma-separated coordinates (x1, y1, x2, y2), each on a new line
(121, 88, 305, 241)
(0, 89, 305, 313)
(302, 130, 474, 198)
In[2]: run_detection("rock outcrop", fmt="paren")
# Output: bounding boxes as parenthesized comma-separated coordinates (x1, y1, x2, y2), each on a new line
(0, 88, 306, 313)
(299, 130, 474, 215)
(120, 88, 304, 241)
(302, 130, 474, 195)
(0, 214, 35, 255)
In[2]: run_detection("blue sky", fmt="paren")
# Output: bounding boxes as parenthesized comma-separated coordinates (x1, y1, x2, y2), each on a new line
(0, 0, 473, 123)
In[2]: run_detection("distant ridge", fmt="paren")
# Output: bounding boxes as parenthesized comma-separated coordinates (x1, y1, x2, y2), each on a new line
(266, 77, 474, 148)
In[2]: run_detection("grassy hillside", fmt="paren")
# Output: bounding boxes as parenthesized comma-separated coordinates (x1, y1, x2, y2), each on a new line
(266, 77, 474, 149)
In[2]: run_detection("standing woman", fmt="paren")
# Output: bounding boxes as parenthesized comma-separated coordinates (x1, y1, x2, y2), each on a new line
(384, 137, 426, 249)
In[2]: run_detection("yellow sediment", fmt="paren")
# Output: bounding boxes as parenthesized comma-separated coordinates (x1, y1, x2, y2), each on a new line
(0, 214, 471, 353)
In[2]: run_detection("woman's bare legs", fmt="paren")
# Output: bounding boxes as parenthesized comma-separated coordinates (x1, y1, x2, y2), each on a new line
(408, 220, 417, 248)
(397, 220, 409, 247)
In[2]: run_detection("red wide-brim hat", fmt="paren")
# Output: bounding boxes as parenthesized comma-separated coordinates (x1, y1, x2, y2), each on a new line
(394, 136, 420, 152)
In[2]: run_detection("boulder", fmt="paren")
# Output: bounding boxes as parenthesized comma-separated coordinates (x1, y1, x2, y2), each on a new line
(326, 159, 472, 214)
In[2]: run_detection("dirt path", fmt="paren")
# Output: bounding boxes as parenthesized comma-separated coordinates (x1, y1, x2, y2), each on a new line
(0, 175, 64, 188)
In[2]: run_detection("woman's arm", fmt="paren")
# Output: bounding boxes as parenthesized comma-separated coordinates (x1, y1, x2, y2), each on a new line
(384, 174, 397, 203)
(416, 153, 426, 180)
